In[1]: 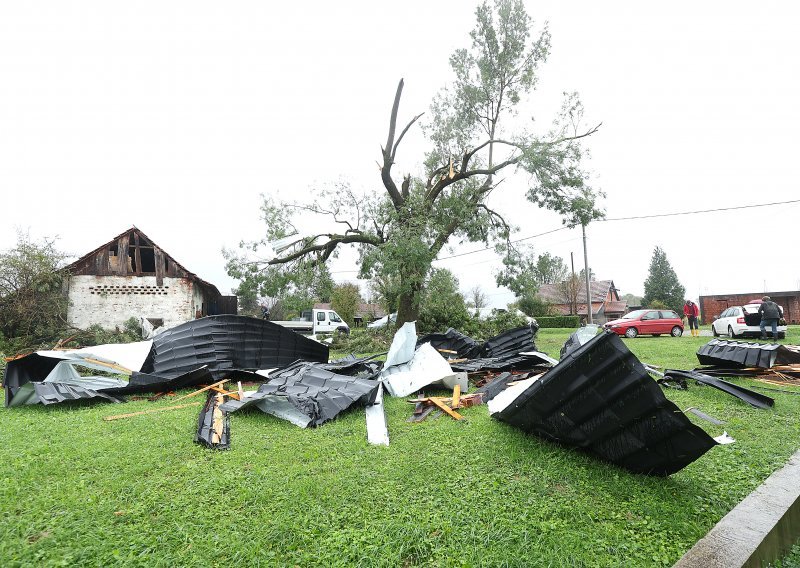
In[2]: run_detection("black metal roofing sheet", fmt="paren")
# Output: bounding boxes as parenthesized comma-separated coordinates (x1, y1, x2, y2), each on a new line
(696, 339, 779, 368)
(494, 331, 717, 476)
(416, 328, 482, 359)
(141, 315, 329, 379)
(481, 325, 537, 358)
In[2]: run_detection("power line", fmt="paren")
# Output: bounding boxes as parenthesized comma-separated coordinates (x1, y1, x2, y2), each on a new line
(436, 226, 569, 261)
(336, 196, 799, 269)
(436, 196, 798, 261)
(599, 198, 800, 222)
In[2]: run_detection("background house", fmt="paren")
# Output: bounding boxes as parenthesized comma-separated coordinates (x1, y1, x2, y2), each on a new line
(699, 291, 800, 325)
(64, 227, 237, 331)
(536, 280, 626, 324)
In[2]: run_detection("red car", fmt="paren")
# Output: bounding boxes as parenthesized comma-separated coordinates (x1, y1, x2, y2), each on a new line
(603, 309, 684, 338)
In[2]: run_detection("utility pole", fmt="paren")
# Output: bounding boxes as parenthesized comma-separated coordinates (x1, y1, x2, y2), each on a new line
(582, 223, 593, 324)
(570, 252, 576, 315)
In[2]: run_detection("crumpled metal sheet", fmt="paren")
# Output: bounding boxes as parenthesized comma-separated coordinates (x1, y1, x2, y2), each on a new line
(449, 353, 553, 373)
(381, 343, 455, 397)
(141, 315, 329, 379)
(220, 362, 380, 428)
(319, 354, 383, 379)
(416, 328, 482, 359)
(560, 325, 600, 359)
(384, 322, 417, 368)
(195, 391, 230, 450)
(662, 369, 774, 409)
(492, 331, 717, 476)
(417, 324, 538, 362)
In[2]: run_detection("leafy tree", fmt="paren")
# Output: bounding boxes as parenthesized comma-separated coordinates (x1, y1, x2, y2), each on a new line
(228, 0, 602, 329)
(418, 268, 469, 333)
(331, 282, 362, 326)
(516, 295, 555, 317)
(369, 272, 402, 317)
(0, 232, 70, 348)
(556, 273, 581, 315)
(642, 247, 685, 313)
(622, 293, 642, 307)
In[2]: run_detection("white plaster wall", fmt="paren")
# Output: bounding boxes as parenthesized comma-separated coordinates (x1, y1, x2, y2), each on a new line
(67, 275, 195, 330)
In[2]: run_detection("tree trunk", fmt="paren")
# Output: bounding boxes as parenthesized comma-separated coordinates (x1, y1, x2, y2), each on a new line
(396, 286, 421, 329)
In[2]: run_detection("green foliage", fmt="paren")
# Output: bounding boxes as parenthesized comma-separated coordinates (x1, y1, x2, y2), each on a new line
(648, 299, 668, 310)
(461, 308, 532, 341)
(516, 295, 557, 317)
(330, 282, 362, 326)
(643, 247, 686, 314)
(0, 232, 70, 350)
(328, 328, 392, 354)
(622, 292, 643, 307)
(417, 268, 469, 334)
(3, 327, 800, 567)
(536, 315, 581, 328)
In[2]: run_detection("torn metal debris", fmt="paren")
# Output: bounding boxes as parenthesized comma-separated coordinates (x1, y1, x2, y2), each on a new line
(4, 315, 328, 407)
(490, 331, 717, 476)
(195, 392, 231, 450)
(220, 362, 380, 428)
(662, 369, 774, 410)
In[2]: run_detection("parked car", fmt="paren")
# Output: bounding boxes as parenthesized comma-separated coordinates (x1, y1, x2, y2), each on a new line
(603, 309, 684, 338)
(711, 302, 787, 339)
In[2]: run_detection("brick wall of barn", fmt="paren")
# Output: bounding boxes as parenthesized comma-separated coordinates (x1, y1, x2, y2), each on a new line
(699, 292, 800, 325)
(66, 275, 196, 330)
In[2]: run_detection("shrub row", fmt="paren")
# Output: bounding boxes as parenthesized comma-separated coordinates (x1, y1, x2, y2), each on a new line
(535, 315, 581, 329)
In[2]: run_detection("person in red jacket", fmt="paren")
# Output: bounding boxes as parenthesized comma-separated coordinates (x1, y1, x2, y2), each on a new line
(683, 300, 700, 337)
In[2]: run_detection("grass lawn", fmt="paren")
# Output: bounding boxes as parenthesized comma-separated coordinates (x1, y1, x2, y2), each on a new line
(1, 327, 798, 567)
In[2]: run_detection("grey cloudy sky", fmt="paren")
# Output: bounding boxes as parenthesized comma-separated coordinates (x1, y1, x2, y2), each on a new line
(1, 1, 798, 307)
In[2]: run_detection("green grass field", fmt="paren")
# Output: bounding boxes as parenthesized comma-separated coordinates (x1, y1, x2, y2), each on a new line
(1, 327, 798, 567)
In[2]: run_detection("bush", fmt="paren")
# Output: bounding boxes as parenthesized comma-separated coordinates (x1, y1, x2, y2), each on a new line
(329, 328, 392, 355)
(461, 309, 533, 341)
(535, 315, 580, 328)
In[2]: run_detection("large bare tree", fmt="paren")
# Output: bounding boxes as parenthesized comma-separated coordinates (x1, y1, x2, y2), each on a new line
(227, 0, 603, 328)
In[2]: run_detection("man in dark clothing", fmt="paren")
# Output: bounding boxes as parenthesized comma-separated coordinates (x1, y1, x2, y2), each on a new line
(758, 296, 781, 341)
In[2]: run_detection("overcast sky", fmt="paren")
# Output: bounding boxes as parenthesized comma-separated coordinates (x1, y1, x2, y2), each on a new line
(2, 1, 798, 308)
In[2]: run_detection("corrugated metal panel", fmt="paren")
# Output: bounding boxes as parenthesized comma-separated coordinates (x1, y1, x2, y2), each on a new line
(142, 315, 329, 379)
(493, 331, 716, 476)
(696, 339, 779, 368)
(416, 328, 482, 359)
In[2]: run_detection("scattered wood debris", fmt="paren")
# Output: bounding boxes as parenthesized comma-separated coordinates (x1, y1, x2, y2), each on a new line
(406, 386, 485, 423)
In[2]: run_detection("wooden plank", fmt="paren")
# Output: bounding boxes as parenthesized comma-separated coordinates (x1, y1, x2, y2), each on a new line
(81, 358, 132, 375)
(429, 397, 463, 420)
(172, 380, 227, 403)
(452, 384, 461, 409)
(103, 402, 202, 421)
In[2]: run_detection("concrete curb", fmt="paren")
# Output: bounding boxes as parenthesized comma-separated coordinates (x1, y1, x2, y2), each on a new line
(674, 449, 800, 567)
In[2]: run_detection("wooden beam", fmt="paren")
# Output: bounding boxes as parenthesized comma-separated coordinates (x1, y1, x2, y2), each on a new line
(172, 380, 228, 403)
(451, 384, 461, 409)
(103, 402, 202, 421)
(429, 397, 463, 420)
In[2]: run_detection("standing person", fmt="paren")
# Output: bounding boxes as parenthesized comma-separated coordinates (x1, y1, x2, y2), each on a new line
(684, 300, 700, 337)
(758, 296, 781, 341)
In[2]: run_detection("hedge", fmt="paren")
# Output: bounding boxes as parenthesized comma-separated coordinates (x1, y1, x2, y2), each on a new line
(535, 315, 581, 328)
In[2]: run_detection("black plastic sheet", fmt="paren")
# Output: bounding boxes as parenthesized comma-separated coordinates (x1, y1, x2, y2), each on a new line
(493, 331, 717, 476)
